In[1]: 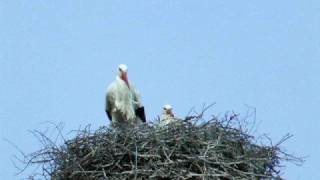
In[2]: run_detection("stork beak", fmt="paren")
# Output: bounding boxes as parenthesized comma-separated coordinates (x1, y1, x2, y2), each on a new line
(169, 111, 175, 118)
(122, 72, 130, 87)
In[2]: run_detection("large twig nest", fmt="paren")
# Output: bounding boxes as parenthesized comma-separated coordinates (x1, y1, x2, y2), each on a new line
(17, 110, 302, 180)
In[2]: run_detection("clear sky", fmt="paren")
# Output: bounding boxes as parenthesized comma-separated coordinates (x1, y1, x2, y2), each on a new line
(0, 1, 319, 179)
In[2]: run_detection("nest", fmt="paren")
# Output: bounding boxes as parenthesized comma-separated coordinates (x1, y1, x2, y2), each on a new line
(18, 110, 302, 180)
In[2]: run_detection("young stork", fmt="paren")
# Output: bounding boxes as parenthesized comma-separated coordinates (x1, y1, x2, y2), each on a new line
(105, 64, 146, 127)
(159, 104, 176, 127)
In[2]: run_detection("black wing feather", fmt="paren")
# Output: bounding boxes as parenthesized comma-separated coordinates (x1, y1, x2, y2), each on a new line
(106, 110, 112, 121)
(135, 106, 146, 122)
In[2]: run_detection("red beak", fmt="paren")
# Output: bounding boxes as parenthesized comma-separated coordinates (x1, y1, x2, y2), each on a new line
(170, 112, 175, 118)
(122, 72, 130, 87)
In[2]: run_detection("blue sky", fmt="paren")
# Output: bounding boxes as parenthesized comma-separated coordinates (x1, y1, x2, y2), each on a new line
(1, 1, 319, 179)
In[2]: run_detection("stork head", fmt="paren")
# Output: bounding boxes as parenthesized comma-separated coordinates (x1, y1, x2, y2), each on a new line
(163, 104, 175, 117)
(118, 64, 129, 86)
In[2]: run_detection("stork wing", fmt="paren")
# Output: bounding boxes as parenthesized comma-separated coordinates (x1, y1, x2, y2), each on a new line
(105, 83, 116, 121)
(135, 106, 146, 123)
(106, 110, 112, 121)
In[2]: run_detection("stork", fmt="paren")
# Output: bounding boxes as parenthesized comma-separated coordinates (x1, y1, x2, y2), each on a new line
(105, 64, 146, 127)
(159, 104, 176, 127)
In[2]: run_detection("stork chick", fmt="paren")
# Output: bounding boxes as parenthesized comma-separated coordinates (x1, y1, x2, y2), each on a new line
(159, 104, 176, 127)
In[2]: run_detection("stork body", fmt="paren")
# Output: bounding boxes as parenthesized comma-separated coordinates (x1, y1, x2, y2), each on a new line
(105, 64, 146, 127)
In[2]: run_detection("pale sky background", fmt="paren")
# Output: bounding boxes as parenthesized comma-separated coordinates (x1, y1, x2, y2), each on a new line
(1, 1, 319, 179)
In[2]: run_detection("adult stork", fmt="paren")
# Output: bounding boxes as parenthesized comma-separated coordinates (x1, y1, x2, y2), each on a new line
(105, 64, 146, 127)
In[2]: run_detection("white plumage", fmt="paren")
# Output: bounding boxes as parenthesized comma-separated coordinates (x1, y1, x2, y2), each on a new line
(159, 104, 176, 127)
(105, 64, 145, 127)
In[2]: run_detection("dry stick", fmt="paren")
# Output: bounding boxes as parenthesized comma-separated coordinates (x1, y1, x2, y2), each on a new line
(134, 138, 138, 180)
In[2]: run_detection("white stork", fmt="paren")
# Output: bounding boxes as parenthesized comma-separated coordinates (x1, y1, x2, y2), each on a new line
(159, 104, 176, 127)
(105, 64, 146, 127)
